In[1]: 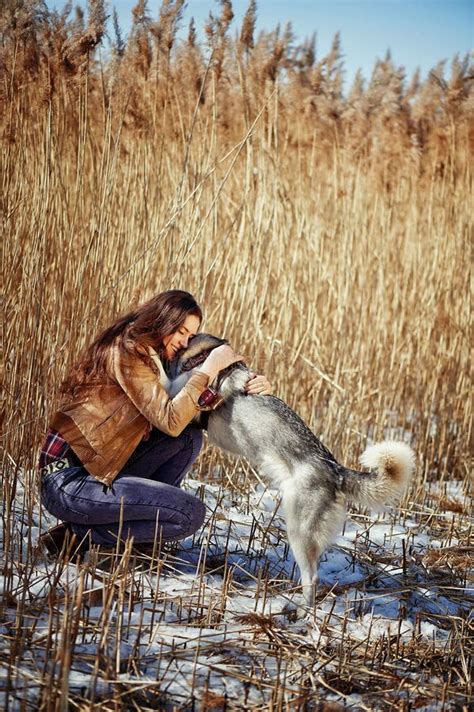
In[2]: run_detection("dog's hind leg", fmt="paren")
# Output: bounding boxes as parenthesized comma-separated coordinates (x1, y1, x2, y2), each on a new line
(282, 485, 347, 608)
(281, 485, 320, 607)
(286, 526, 320, 607)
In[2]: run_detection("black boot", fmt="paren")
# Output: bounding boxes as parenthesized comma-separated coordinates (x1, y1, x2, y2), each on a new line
(39, 522, 89, 561)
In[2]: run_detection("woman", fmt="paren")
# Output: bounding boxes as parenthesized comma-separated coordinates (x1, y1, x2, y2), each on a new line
(39, 290, 271, 556)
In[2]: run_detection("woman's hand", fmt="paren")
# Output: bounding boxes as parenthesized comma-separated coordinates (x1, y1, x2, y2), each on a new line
(199, 345, 244, 383)
(244, 372, 272, 396)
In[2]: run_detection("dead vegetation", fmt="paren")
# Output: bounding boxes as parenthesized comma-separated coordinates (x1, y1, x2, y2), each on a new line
(1, 1, 473, 709)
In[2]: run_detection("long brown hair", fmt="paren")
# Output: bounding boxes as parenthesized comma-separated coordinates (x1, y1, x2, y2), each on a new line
(61, 290, 202, 398)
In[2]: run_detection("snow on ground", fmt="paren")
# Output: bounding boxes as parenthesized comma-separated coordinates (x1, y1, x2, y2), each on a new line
(1, 471, 472, 710)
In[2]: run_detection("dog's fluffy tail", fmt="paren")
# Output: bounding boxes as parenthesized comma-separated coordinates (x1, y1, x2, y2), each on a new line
(339, 441, 415, 508)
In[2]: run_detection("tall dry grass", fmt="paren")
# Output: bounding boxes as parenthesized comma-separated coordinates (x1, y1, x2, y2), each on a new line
(1, 1, 472, 709)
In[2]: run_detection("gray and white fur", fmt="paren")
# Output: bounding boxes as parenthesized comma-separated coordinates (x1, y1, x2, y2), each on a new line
(168, 334, 415, 607)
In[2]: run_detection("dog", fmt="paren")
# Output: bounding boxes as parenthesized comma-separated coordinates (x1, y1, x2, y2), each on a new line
(167, 334, 415, 606)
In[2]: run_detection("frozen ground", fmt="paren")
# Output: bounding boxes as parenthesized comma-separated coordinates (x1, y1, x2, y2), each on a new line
(1, 469, 472, 710)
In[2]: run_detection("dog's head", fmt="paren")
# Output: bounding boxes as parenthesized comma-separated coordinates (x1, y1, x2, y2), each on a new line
(168, 333, 228, 378)
(169, 333, 249, 399)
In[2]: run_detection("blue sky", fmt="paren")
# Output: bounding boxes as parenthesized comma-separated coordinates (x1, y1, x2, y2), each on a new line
(47, 0, 473, 87)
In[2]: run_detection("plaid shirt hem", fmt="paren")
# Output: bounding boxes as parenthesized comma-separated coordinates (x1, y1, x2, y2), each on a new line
(38, 429, 71, 469)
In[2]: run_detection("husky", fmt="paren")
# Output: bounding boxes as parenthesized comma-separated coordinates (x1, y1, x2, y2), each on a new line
(168, 334, 415, 607)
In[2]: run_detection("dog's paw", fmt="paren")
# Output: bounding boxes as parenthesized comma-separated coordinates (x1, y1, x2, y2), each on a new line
(282, 594, 317, 622)
(281, 600, 300, 622)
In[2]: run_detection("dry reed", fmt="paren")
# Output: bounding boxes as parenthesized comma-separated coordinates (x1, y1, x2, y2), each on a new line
(1, 1, 472, 709)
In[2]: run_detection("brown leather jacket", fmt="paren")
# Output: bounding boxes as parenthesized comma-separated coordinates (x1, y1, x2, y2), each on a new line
(50, 337, 209, 486)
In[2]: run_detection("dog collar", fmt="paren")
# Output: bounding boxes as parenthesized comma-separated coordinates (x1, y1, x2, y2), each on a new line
(197, 361, 247, 411)
(198, 387, 224, 411)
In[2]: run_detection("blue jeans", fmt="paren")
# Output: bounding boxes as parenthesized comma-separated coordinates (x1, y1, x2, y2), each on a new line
(41, 427, 205, 546)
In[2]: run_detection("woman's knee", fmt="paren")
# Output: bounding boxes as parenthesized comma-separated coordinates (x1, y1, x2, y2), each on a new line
(190, 494, 206, 531)
(176, 490, 206, 538)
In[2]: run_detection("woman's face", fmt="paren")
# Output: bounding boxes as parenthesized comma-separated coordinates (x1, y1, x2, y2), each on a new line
(162, 313, 200, 360)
